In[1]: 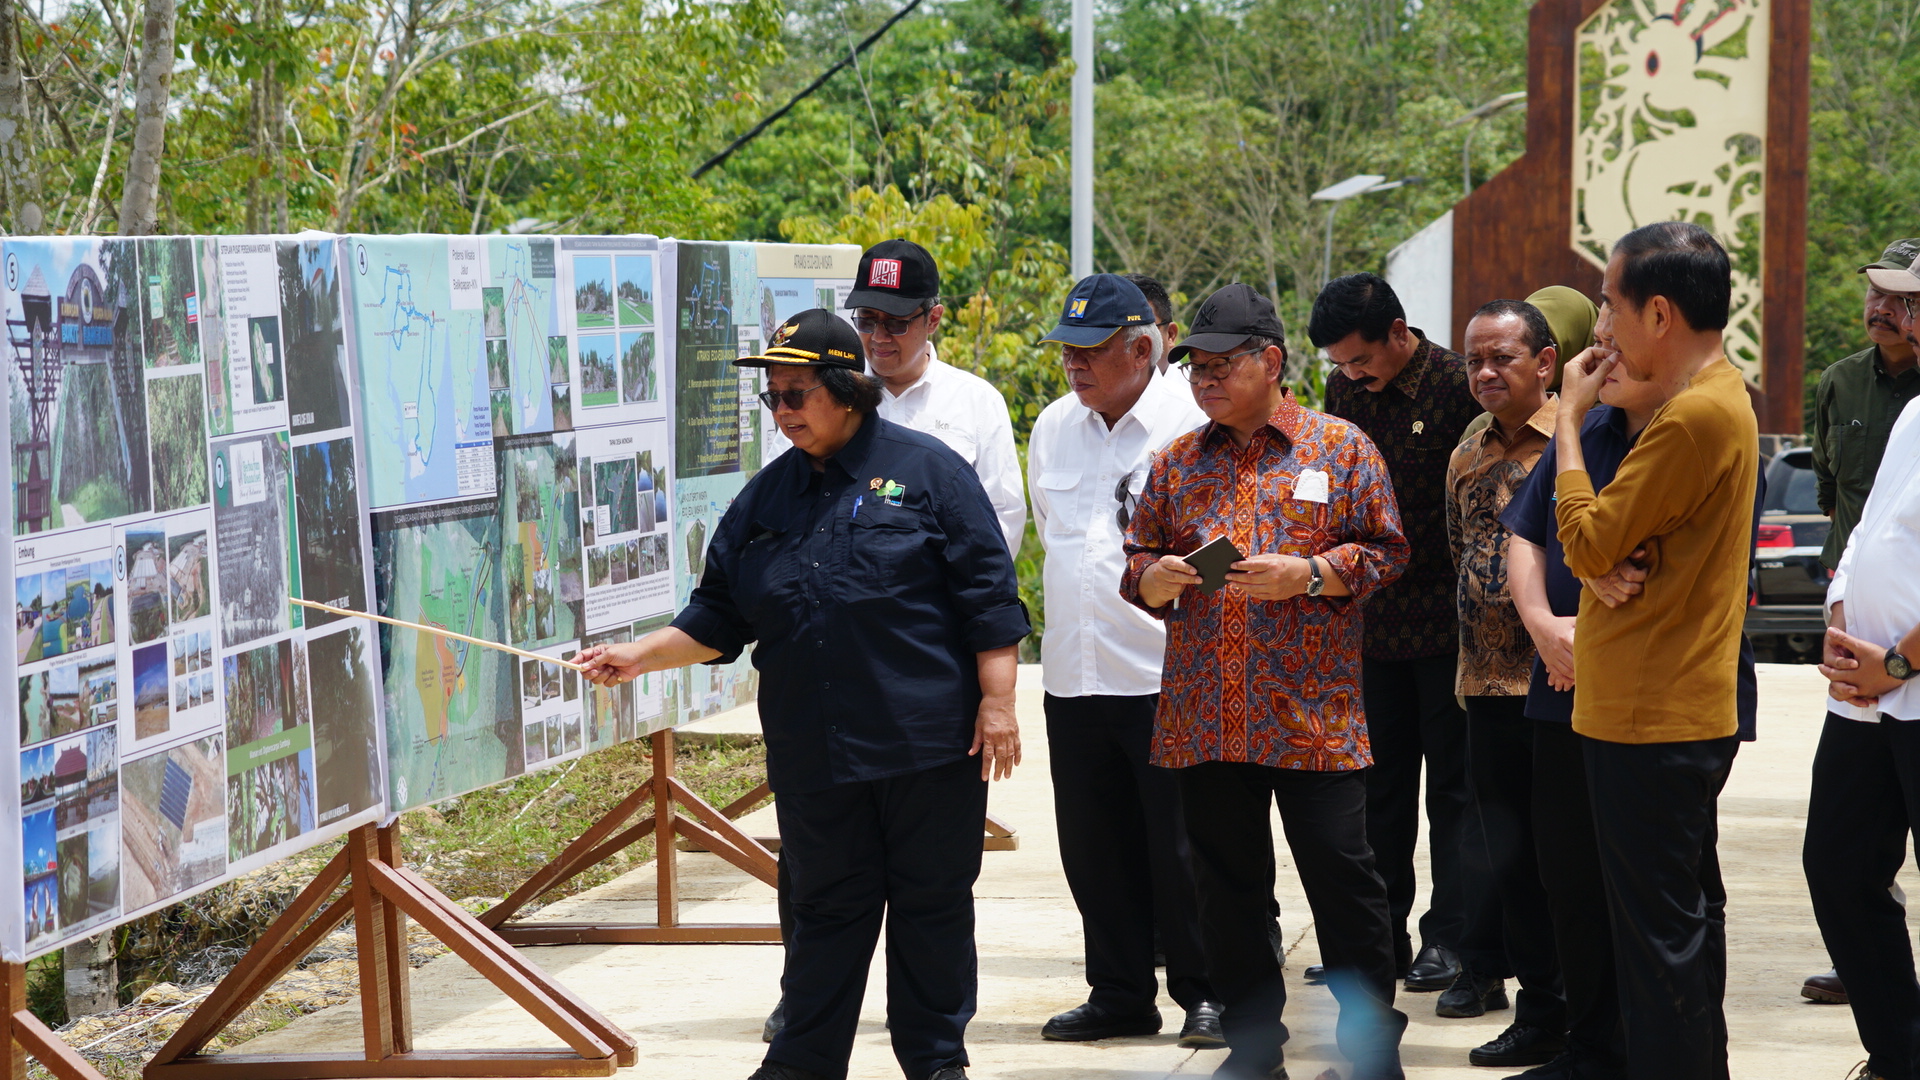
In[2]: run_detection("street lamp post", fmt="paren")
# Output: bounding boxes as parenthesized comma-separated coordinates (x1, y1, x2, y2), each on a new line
(1446, 91, 1527, 198)
(1311, 174, 1421, 285)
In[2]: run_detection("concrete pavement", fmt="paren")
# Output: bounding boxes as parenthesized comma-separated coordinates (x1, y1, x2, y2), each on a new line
(240, 664, 1897, 1079)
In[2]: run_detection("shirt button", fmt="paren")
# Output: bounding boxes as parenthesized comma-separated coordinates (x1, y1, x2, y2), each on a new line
(828, 725, 839, 733)
(812, 561, 820, 567)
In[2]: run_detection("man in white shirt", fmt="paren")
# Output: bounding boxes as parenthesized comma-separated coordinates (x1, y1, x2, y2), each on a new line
(845, 239, 1026, 555)
(1027, 273, 1220, 1048)
(1810, 251, 1920, 1080)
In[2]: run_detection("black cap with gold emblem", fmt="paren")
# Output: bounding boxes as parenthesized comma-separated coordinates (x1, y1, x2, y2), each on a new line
(733, 308, 866, 371)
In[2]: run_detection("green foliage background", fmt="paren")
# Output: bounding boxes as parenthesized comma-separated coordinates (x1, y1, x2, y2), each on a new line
(16, 0, 1918, 636)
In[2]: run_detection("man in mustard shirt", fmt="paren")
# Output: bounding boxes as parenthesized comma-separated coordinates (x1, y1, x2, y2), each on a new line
(1551, 221, 1759, 1080)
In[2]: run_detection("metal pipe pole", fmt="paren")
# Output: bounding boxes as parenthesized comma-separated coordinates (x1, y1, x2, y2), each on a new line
(1321, 202, 1339, 286)
(1070, 0, 1094, 279)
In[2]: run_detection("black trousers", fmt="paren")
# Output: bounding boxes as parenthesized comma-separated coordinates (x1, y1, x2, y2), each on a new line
(1533, 720, 1624, 1071)
(1460, 697, 1566, 1031)
(1045, 693, 1213, 1013)
(1176, 761, 1407, 1080)
(769, 757, 988, 1080)
(1362, 653, 1474, 963)
(1805, 712, 1920, 1080)
(1584, 732, 1738, 1080)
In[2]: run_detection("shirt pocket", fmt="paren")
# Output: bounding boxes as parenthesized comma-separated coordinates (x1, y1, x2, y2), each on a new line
(850, 505, 932, 594)
(1831, 423, 1872, 495)
(1036, 470, 1083, 538)
(735, 522, 798, 635)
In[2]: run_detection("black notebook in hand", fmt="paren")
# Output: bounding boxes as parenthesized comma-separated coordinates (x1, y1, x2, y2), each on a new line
(1185, 536, 1245, 595)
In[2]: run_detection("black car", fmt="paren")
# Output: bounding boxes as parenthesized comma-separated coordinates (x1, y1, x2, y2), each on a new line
(1746, 447, 1830, 661)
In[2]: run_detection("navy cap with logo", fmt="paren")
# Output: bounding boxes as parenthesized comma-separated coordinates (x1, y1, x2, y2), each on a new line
(845, 239, 941, 318)
(733, 308, 865, 371)
(1038, 273, 1154, 348)
(1169, 283, 1287, 364)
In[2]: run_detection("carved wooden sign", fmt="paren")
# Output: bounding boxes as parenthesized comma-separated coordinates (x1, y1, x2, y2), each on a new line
(1449, 0, 1808, 431)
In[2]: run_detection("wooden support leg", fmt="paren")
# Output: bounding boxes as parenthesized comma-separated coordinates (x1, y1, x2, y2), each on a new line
(144, 824, 634, 1080)
(4, 962, 110, 1080)
(483, 734, 783, 946)
(984, 810, 1020, 851)
(653, 730, 679, 930)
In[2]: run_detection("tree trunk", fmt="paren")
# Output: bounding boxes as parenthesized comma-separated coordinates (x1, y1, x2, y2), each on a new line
(117, 0, 178, 235)
(63, 934, 116, 1018)
(0, 0, 43, 232)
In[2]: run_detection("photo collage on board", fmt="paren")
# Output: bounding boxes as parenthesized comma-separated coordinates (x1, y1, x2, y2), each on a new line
(5, 233, 854, 961)
(5, 235, 385, 960)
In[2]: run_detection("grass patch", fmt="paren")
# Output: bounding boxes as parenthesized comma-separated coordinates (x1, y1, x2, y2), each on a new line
(400, 734, 768, 904)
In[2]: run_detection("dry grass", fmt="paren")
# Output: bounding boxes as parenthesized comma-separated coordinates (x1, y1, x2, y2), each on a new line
(27, 736, 766, 1080)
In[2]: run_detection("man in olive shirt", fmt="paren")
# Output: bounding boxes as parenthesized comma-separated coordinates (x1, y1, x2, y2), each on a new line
(1553, 222, 1758, 1080)
(1812, 238, 1920, 568)
(1799, 239, 1920, 1006)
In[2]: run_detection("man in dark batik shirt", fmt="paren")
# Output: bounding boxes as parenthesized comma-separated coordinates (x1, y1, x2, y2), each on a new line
(1313, 273, 1484, 993)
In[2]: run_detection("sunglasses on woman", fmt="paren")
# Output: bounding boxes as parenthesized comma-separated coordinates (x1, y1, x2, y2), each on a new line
(758, 384, 826, 411)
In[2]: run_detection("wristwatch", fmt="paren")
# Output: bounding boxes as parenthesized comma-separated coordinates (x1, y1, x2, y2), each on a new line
(1888, 650, 1917, 681)
(1305, 556, 1325, 597)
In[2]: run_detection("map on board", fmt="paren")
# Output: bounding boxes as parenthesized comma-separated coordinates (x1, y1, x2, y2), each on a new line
(345, 236, 493, 508)
(371, 496, 519, 812)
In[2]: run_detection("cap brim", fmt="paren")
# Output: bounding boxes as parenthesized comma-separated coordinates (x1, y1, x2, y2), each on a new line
(733, 347, 853, 370)
(1167, 332, 1252, 365)
(1864, 267, 1920, 292)
(1037, 324, 1123, 347)
(843, 289, 930, 318)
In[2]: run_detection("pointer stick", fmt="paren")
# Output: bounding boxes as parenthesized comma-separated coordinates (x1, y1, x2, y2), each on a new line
(288, 596, 589, 672)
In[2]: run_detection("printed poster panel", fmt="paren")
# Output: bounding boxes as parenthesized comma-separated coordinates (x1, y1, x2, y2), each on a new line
(3, 235, 386, 963)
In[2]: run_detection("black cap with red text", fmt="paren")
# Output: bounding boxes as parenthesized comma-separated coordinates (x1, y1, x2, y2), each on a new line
(845, 239, 941, 318)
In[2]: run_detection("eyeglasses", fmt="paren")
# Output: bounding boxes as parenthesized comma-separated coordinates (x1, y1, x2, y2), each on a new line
(851, 309, 927, 336)
(1903, 296, 1919, 320)
(758, 383, 826, 411)
(1181, 347, 1263, 384)
(1113, 473, 1140, 530)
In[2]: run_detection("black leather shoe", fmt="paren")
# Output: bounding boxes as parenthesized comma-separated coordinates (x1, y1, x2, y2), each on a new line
(761, 997, 785, 1043)
(1215, 1050, 1288, 1079)
(1469, 1021, 1564, 1067)
(1040, 1001, 1162, 1041)
(1801, 968, 1848, 1004)
(1178, 1000, 1226, 1049)
(1435, 968, 1508, 1018)
(1302, 963, 1327, 985)
(747, 1062, 830, 1080)
(1405, 943, 1462, 991)
(927, 1067, 969, 1080)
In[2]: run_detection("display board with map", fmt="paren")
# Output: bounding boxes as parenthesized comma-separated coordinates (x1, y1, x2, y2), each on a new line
(3, 235, 387, 962)
(3, 232, 856, 961)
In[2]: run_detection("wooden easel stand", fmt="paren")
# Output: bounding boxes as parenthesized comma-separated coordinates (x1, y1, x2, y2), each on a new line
(4, 959, 110, 1080)
(140, 823, 635, 1079)
(481, 730, 783, 945)
(481, 729, 1020, 946)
